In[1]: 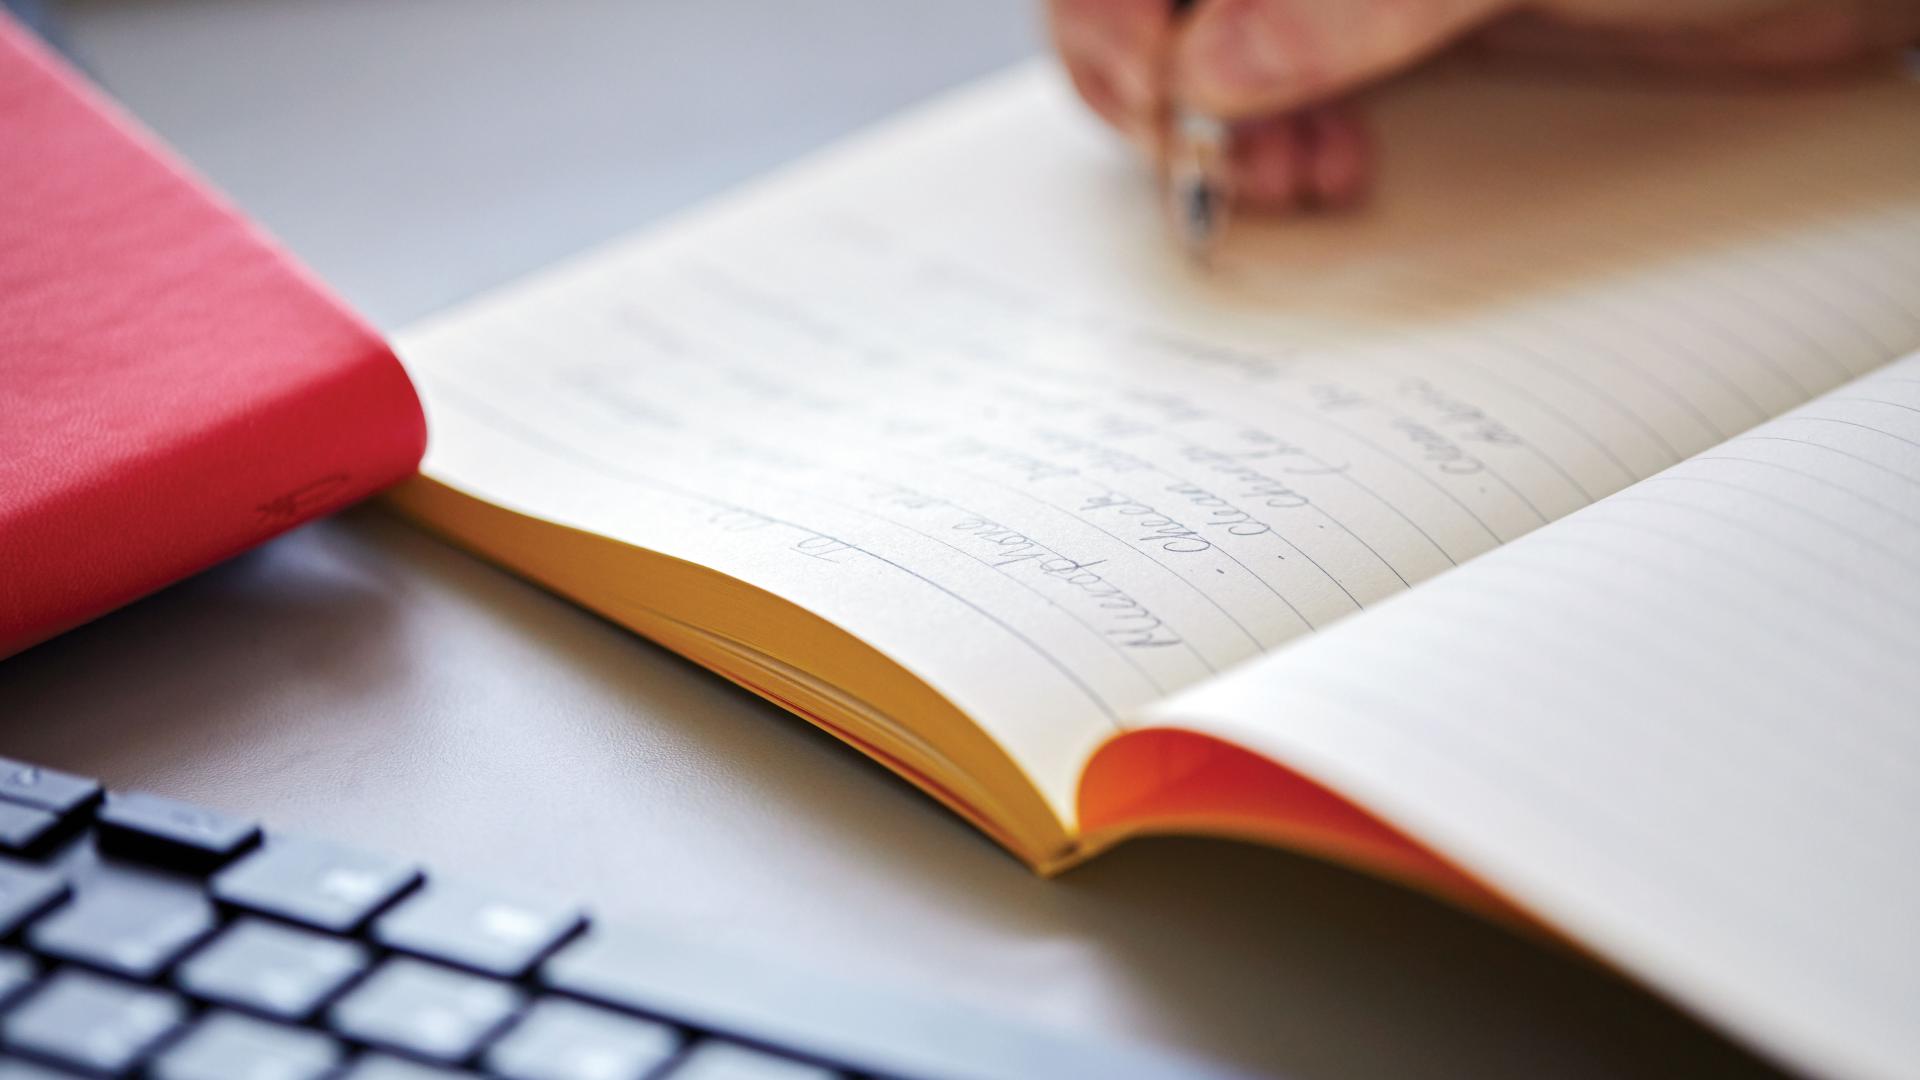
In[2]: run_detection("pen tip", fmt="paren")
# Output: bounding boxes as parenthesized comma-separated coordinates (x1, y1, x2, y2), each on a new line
(1179, 181, 1220, 268)
(1167, 107, 1229, 269)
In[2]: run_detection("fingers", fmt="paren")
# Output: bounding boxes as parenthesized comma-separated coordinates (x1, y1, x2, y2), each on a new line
(1230, 105, 1373, 211)
(1054, 0, 1916, 224)
(1301, 105, 1372, 210)
(1174, 0, 1522, 117)
(1046, 0, 1174, 138)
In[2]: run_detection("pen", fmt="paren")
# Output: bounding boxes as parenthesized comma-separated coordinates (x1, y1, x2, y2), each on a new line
(1166, 0, 1229, 266)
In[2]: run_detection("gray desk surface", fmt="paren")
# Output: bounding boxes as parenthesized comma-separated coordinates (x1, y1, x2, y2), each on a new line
(5, 3, 1782, 1077)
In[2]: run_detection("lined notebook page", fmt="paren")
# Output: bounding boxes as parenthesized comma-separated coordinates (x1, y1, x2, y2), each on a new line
(1150, 355, 1920, 1080)
(399, 61, 1920, 820)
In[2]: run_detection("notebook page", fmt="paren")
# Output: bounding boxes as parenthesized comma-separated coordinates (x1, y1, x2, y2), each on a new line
(1147, 355, 1920, 1079)
(399, 61, 1920, 822)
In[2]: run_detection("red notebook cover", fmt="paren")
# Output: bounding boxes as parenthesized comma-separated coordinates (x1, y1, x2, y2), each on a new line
(0, 14, 427, 658)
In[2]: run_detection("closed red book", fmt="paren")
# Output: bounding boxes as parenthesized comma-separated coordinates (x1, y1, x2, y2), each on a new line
(0, 14, 427, 658)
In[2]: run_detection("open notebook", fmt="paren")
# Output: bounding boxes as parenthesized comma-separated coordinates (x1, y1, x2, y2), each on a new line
(392, 61, 1920, 1079)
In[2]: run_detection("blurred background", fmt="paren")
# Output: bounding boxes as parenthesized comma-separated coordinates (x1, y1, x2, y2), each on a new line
(22, 0, 1036, 327)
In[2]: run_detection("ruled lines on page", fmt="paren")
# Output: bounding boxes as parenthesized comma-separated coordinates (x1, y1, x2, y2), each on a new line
(399, 63, 1920, 818)
(1149, 356, 1920, 1080)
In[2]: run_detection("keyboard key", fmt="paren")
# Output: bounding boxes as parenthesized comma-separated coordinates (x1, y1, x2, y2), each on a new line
(0, 760, 98, 818)
(0, 951, 36, 1009)
(212, 835, 420, 933)
(27, 872, 219, 980)
(328, 957, 523, 1064)
(373, 879, 586, 978)
(484, 998, 680, 1080)
(0, 859, 67, 937)
(0, 804, 59, 857)
(96, 792, 260, 875)
(337, 1055, 482, 1079)
(668, 1042, 841, 1080)
(0, 969, 186, 1076)
(544, 928, 935, 1080)
(175, 916, 370, 1021)
(149, 1011, 342, 1080)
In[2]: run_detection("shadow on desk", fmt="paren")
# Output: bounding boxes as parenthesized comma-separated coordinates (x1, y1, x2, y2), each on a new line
(0, 506, 1783, 1080)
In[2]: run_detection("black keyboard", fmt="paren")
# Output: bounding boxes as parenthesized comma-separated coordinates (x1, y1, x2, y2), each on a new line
(0, 756, 1224, 1080)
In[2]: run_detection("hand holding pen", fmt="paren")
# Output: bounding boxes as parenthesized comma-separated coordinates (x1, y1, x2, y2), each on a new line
(1164, 0, 1231, 265)
(1047, 0, 1920, 259)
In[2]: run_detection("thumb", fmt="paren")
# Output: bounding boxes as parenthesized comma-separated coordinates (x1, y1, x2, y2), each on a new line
(1175, 0, 1519, 116)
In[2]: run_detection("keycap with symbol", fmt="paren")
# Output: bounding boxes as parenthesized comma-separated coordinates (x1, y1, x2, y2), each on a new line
(174, 916, 370, 1021)
(373, 879, 586, 978)
(0, 759, 98, 819)
(212, 835, 421, 933)
(328, 957, 524, 1064)
(96, 792, 260, 875)
(0, 969, 187, 1076)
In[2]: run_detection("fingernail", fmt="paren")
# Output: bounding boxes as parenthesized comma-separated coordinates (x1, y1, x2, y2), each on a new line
(1184, 0, 1295, 106)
